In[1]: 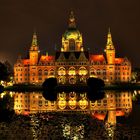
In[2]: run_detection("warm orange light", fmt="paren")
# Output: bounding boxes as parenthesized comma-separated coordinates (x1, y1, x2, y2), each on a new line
(90, 55, 105, 62)
(116, 110, 125, 116)
(58, 100, 67, 110)
(23, 111, 30, 116)
(115, 58, 124, 64)
(40, 55, 54, 62)
(92, 113, 106, 120)
(23, 59, 30, 65)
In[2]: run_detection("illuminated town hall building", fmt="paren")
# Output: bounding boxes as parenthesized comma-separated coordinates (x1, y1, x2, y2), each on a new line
(13, 12, 132, 124)
(14, 12, 131, 84)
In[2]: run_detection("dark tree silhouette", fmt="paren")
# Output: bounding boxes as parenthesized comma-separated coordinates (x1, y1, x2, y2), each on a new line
(0, 61, 11, 82)
(42, 78, 58, 101)
(4, 61, 13, 77)
(0, 93, 15, 122)
(87, 77, 105, 89)
(87, 77, 105, 101)
(42, 77, 105, 101)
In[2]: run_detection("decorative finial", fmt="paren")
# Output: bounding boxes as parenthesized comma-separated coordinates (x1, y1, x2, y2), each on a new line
(69, 11, 76, 28)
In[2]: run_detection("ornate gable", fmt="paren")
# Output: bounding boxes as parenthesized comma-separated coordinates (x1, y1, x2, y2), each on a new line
(57, 52, 65, 61)
(68, 52, 76, 60)
(78, 52, 88, 61)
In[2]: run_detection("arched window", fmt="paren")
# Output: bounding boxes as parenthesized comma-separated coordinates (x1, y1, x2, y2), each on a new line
(90, 69, 96, 76)
(58, 76, 66, 84)
(58, 67, 66, 76)
(38, 69, 42, 76)
(80, 77, 86, 83)
(97, 69, 100, 75)
(103, 69, 106, 75)
(49, 69, 55, 75)
(69, 39, 75, 51)
(68, 67, 76, 75)
(44, 69, 48, 75)
(69, 76, 76, 84)
(79, 67, 87, 75)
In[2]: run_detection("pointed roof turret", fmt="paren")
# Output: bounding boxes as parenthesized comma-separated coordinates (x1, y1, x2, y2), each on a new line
(106, 28, 114, 49)
(32, 31, 38, 46)
(30, 31, 39, 51)
(68, 11, 76, 29)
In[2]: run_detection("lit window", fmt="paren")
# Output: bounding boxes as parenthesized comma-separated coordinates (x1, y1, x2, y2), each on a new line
(79, 67, 87, 75)
(103, 69, 106, 75)
(49, 69, 55, 75)
(38, 100, 42, 104)
(69, 77, 76, 84)
(58, 67, 66, 76)
(68, 67, 76, 75)
(97, 69, 100, 75)
(38, 69, 42, 76)
(44, 70, 48, 75)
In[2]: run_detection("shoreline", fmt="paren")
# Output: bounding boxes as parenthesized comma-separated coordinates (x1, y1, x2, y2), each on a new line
(3, 83, 140, 92)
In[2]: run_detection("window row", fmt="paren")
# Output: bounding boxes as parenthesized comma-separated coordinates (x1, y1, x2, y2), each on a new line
(57, 62, 88, 65)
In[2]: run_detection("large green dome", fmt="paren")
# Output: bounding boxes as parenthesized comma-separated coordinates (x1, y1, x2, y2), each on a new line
(62, 11, 82, 40)
(61, 11, 83, 52)
(63, 28, 81, 40)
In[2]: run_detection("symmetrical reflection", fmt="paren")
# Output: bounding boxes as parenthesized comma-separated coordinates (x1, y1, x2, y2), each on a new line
(1, 90, 140, 139)
(14, 91, 132, 125)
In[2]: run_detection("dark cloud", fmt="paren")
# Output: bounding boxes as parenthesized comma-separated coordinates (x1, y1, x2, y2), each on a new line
(0, 0, 140, 67)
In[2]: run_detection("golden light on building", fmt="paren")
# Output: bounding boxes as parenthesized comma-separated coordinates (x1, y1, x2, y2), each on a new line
(58, 92, 67, 110)
(14, 11, 131, 85)
(79, 98, 88, 109)
(12, 91, 133, 126)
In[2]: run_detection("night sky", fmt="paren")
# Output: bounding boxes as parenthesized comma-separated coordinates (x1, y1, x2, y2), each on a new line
(0, 0, 140, 68)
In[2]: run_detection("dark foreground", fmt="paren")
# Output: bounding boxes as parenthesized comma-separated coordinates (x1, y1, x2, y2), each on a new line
(0, 111, 140, 140)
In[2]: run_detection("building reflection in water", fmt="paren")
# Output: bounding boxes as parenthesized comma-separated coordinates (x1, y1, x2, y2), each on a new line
(1, 90, 139, 139)
(13, 91, 132, 125)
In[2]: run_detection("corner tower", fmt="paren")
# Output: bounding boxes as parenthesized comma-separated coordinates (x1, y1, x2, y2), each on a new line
(29, 32, 39, 65)
(61, 11, 83, 52)
(105, 28, 115, 65)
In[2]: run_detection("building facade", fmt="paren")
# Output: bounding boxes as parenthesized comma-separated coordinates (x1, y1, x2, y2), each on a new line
(14, 12, 131, 84)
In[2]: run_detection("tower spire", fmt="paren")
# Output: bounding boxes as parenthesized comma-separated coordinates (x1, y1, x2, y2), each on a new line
(105, 28, 115, 65)
(31, 31, 38, 47)
(68, 11, 76, 29)
(106, 28, 114, 49)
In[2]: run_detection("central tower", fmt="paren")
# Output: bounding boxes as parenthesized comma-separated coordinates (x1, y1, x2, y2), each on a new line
(105, 28, 115, 65)
(29, 32, 39, 65)
(61, 11, 83, 52)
